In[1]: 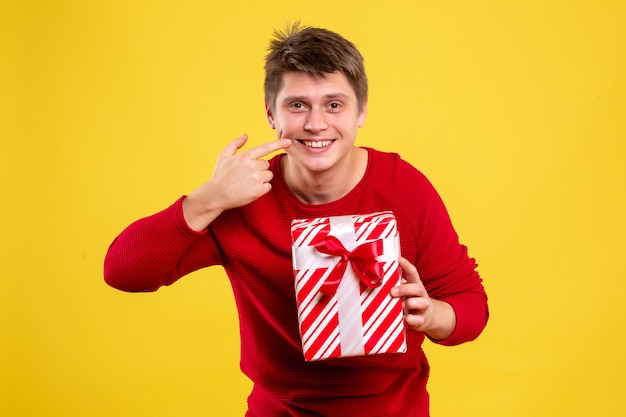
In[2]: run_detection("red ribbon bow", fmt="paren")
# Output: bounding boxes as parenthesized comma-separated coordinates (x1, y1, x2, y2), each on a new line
(313, 236, 385, 295)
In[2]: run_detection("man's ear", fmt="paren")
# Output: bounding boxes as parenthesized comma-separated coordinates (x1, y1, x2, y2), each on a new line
(358, 99, 368, 128)
(265, 101, 276, 129)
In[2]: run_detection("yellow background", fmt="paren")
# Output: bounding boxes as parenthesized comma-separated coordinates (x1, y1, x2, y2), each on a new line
(2, 1, 625, 416)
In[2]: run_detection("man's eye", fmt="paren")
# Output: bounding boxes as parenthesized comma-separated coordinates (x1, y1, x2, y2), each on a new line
(329, 102, 342, 109)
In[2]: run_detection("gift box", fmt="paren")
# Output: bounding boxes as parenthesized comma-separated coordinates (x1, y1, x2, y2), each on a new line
(291, 211, 407, 361)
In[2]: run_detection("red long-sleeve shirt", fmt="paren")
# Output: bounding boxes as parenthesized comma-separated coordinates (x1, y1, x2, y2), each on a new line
(104, 148, 488, 416)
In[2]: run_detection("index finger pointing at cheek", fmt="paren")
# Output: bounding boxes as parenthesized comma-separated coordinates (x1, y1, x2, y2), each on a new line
(247, 139, 292, 160)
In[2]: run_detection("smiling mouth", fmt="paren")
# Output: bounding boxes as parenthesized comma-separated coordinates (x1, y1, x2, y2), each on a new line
(298, 140, 334, 148)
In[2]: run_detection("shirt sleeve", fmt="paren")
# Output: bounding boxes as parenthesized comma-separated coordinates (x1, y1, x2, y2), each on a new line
(103, 196, 221, 292)
(404, 164, 489, 346)
(418, 185, 489, 346)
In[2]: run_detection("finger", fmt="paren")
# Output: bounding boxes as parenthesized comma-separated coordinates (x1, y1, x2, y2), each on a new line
(391, 282, 425, 298)
(258, 169, 274, 184)
(390, 258, 424, 298)
(404, 313, 426, 329)
(399, 257, 422, 284)
(221, 134, 249, 156)
(247, 138, 292, 160)
(403, 296, 430, 311)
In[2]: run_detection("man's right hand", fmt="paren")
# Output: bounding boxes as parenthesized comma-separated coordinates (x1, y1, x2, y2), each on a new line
(182, 134, 291, 231)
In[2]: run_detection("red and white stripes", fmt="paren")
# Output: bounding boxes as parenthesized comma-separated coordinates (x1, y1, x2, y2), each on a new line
(291, 212, 407, 361)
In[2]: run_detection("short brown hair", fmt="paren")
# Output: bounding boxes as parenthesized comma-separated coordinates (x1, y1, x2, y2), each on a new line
(264, 22, 368, 112)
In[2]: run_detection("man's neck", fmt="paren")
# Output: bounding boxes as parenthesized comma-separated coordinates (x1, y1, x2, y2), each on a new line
(281, 147, 368, 205)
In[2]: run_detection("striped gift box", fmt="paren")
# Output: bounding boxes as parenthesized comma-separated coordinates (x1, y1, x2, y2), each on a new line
(291, 212, 407, 361)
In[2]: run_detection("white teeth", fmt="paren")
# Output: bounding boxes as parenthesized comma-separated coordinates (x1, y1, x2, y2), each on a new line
(302, 140, 332, 148)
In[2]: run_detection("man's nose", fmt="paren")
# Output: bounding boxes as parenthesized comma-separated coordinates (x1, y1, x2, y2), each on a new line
(304, 107, 328, 132)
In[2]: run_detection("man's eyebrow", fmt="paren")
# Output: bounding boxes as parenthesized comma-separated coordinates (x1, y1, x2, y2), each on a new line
(282, 95, 308, 102)
(281, 93, 351, 102)
(324, 93, 350, 99)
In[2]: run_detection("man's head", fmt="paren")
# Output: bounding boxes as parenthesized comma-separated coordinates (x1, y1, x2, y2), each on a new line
(264, 23, 368, 113)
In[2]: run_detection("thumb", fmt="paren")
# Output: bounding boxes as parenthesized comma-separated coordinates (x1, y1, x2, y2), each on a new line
(221, 134, 249, 156)
(399, 257, 421, 284)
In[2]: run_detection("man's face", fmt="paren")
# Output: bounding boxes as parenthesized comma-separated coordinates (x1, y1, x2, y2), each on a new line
(266, 71, 367, 174)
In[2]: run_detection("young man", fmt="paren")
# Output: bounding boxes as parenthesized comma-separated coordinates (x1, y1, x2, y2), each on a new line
(104, 24, 488, 416)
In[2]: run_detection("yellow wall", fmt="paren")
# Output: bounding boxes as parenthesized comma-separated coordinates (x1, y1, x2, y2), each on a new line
(2, 1, 625, 415)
